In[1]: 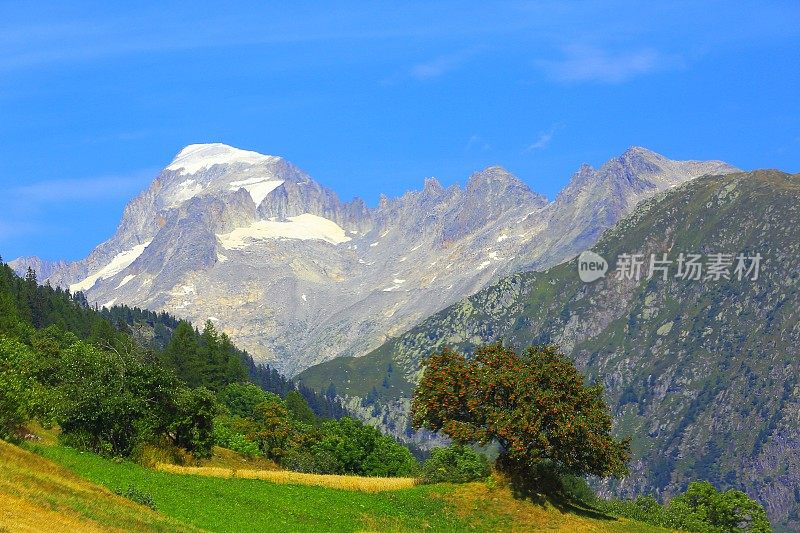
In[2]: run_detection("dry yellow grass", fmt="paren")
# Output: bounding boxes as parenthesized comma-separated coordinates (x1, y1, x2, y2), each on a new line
(438, 479, 673, 533)
(0, 492, 109, 533)
(197, 446, 281, 471)
(0, 439, 199, 533)
(155, 463, 418, 492)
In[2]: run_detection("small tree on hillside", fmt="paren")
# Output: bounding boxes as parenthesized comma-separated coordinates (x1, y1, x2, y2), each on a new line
(411, 343, 630, 485)
(285, 389, 316, 425)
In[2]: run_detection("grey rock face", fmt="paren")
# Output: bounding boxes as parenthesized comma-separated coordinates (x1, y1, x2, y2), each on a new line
(13, 143, 737, 376)
(7, 256, 69, 281)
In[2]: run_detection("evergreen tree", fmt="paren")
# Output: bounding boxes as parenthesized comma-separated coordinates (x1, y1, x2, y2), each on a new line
(220, 332, 247, 385)
(285, 389, 316, 424)
(200, 320, 224, 388)
(163, 321, 201, 386)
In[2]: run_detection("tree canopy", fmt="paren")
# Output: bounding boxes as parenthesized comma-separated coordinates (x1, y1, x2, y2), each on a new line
(412, 343, 630, 480)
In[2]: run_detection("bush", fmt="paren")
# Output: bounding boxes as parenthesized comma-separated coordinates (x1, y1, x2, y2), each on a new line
(113, 485, 157, 510)
(0, 337, 38, 439)
(169, 387, 218, 459)
(669, 481, 770, 532)
(558, 473, 598, 503)
(362, 435, 418, 477)
(595, 481, 771, 533)
(213, 423, 260, 458)
(306, 417, 418, 476)
(420, 444, 490, 484)
(280, 448, 342, 474)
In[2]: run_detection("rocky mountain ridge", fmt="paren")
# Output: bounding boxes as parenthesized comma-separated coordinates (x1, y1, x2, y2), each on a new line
(11, 144, 737, 375)
(298, 169, 800, 529)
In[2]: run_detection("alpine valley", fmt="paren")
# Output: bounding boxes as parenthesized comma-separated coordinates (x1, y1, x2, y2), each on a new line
(298, 168, 800, 530)
(12, 143, 800, 528)
(11, 143, 736, 377)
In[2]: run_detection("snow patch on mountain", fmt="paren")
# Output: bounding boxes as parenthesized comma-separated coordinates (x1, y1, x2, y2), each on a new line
(169, 179, 205, 207)
(228, 177, 284, 206)
(115, 274, 136, 289)
(217, 213, 351, 249)
(70, 242, 151, 293)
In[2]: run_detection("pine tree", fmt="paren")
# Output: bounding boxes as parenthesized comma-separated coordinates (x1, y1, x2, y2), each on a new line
(200, 320, 224, 388)
(163, 321, 201, 386)
(220, 332, 247, 385)
(285, 389, 316, 424)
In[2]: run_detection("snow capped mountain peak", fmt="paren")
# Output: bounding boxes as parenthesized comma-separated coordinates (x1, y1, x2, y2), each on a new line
(17, 146, 740, 376)
(167, 143, 279, 175)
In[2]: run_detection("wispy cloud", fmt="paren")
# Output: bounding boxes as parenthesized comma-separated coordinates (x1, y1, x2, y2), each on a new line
(539, 46, 681, 83)
(0, 216, 77, 247)
(12, 171, 154, 203)
(465, 134, 491, 152)
(409, 50, 474, 80)
(383, 49, 479, 84)
(0, 169, 154, 242)
(524, 124, 564, 152)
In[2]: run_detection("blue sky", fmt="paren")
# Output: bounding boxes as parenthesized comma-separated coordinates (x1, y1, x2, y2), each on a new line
(1, 1, 799, 261)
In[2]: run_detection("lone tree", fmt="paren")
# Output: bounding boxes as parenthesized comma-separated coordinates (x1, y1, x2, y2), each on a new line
(411, 343, 630, 483)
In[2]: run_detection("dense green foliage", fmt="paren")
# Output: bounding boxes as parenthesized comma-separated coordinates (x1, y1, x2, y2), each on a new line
(214, 382, 417, 476)
(593, 482, 770, 533)
(217, 382, 272, 418)
(99, 302, 346, 419)
(0, 261, 224, 456)
(0, 260, 400, 475)
(0, 337, 38, 438)
(161, 320, 247, 390)
(6, 323, 220, 458)
(412, 343, 630, 481)
(420, 444, 490, 484)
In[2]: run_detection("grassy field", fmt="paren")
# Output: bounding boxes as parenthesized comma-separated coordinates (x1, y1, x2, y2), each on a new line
(8, 441, 674, 532)
(156, 463, 418, 492)
(0, 439, 199, 532)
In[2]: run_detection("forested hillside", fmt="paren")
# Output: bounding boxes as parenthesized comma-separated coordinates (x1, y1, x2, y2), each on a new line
(0, 257, 422, 480)
(0, 260, 344, 419)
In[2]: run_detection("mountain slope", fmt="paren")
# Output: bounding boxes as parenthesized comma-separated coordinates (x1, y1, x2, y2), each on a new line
(0, 439, 199, 532)
(12, 144, 736, 375)
(298, 170, 800, 529)
(32, 441, 671, 533)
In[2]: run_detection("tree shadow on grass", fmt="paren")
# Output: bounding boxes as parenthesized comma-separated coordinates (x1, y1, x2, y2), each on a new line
(504, 467, 617, 522)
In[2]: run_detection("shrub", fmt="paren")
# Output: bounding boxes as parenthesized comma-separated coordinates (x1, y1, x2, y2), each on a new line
(0, 337, 37, 439)
(271, 417, 418, 477)
(213, 424, 260, 458)
(362, 435, 418, 477)
(217, 383, 272, 418)
(307, 417, 418, 477)
(114, 485, 157, 510)
(169, 387, 218, 459)
(595, 481, 771, 532)
(669, 481, 770, 533)
(420, 444, 490, 484)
